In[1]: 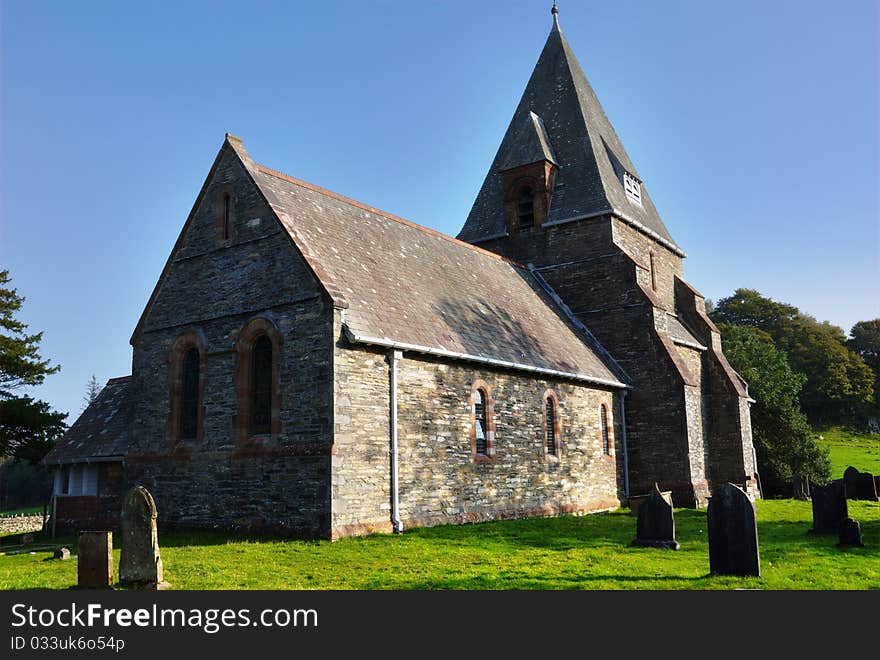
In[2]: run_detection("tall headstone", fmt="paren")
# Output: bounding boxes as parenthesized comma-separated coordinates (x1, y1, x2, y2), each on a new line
(810, 480, 848, 534)
(843, 466, 879, 501)
(843, 467, 860, 500)
(119, 486, 167, 588)
(77, 531, 113, 588)
(707, 483, 760, 577)
(837, 518, 864, 547)
(631, 484, 679, 549)
(792, 475, 810, 500)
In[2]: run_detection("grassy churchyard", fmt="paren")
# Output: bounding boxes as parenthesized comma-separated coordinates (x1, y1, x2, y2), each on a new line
(2, 427, 877, 591)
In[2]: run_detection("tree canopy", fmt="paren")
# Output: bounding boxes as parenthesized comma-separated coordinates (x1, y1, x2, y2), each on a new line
(712, 289, 874, 424)
(718, 323, 830, 494)
(0, 270, 60, 398)
(0, 270, 66, 463)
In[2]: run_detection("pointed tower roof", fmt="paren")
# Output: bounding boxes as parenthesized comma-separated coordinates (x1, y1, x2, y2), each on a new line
(458, 9, 684, 256)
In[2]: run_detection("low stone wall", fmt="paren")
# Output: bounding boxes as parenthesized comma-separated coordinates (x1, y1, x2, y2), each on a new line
(0, 514, 44, 536)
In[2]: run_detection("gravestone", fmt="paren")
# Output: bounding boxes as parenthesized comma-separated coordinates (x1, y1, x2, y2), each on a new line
(837, 518, 864, 547)
(707, 483, 760, 577)
(792, 475, 810, 500)
(77, 531, 113, 588)
(53, 547, 70, 560)
(631, 483, 679, 549)
(810, 480, 848, 534)
(843, 466, 879, 501)
(21, 533, 33, 545)
(119, 486, 167, 588)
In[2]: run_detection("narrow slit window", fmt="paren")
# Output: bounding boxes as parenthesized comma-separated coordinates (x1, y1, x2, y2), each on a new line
(545, 397, 557, 455)
(251, 335, 273, 435)
(180, 348, 200, 440)
(222, 193, 231, 241)
(600, 404, 611, 455)
(649, 251, 657, 291)
(474, 389, 488, 456)
(516, 186, 534, 230)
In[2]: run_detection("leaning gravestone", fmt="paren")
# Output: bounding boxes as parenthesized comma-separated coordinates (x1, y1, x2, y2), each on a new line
(837, 518, 864, 547)
(810, 480, 848, 534)
(707, 483, 760, 577)
(843, 466, 879, 501)
(792, 475, 810, 500)
(119, 486, 168, 589)
(77, 531, 113, 588)
(631, 483, 679, 549)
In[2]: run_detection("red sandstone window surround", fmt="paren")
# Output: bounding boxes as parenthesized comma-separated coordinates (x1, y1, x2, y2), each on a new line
(543, 389, 561, 458)
(167, 332, 206, 447)
(470, 380, 495, 462)
(235, 317, 282, 445)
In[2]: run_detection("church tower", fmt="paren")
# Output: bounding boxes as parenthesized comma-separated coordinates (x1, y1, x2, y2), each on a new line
(458, 6, 759, 506)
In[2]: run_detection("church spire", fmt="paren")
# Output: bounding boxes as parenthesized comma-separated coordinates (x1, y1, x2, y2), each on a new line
(458, 10, 683, 256)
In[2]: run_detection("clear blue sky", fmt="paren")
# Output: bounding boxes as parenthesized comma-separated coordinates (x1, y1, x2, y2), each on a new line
(2, 0, 877, 421)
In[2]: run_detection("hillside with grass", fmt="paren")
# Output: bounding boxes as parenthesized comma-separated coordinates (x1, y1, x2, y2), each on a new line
(815, 427, 880, 478)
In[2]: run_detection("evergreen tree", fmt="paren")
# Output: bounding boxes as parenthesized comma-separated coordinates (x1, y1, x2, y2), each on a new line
(0, 270, 67, 463)
(82, 374, 103, 411)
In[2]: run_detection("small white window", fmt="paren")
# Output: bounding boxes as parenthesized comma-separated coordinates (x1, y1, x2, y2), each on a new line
(83, 464, 99, 495)
(68, 466, 82, 495)
(624, 171, 642, 206)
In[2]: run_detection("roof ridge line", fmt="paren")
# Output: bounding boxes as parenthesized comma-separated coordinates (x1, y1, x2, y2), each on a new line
(106, 375, 133, 385)
(254, 163, 527, 269)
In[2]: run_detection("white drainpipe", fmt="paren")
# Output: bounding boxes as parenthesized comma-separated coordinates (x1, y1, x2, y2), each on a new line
(388, 349, 403, 533)
(620, 390, 630, 498)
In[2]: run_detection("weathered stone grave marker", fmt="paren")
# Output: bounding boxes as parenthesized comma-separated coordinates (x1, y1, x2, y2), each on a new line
(792, 475, 810, 500)
(707, 483, 760, 577)
(810, 480, 848, 534)
(53, 547, 70, 560)
(631, 483, 679, 550)
(119, 485, 168, 589)
(842, 466, 878, 501)
(77, 531, 113, 588)
(837, 518, 864, 547)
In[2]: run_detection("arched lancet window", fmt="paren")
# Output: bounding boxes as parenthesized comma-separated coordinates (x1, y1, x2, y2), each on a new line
(235, 318, 282, 444)
(251, 335, 273, 435)
(474, 389, 489, 456)
(600, 404, 611, 455)
(649, 251, 657, 291)
(180, 347, 200, 440)
(545, 396, 557, 454)
(516, 186, 534, 230)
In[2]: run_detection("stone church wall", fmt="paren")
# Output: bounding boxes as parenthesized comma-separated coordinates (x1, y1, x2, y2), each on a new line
(125, 144, 336, 537)
(478, 214, 712, 505)
(331, 326, 622, 538)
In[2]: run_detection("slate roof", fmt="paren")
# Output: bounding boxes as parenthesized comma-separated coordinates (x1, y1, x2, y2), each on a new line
(233, 141, 626, 388)
(42, 377, 131, 465)
(458, 14, 683, 256)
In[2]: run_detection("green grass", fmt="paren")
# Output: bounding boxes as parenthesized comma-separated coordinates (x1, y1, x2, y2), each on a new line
(815, 426, 880, 478)
(0, 505, 44, 517)
(2, 499, 878, 590)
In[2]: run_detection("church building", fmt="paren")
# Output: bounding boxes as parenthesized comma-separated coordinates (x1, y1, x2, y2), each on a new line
(43, 8, 759, 539)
